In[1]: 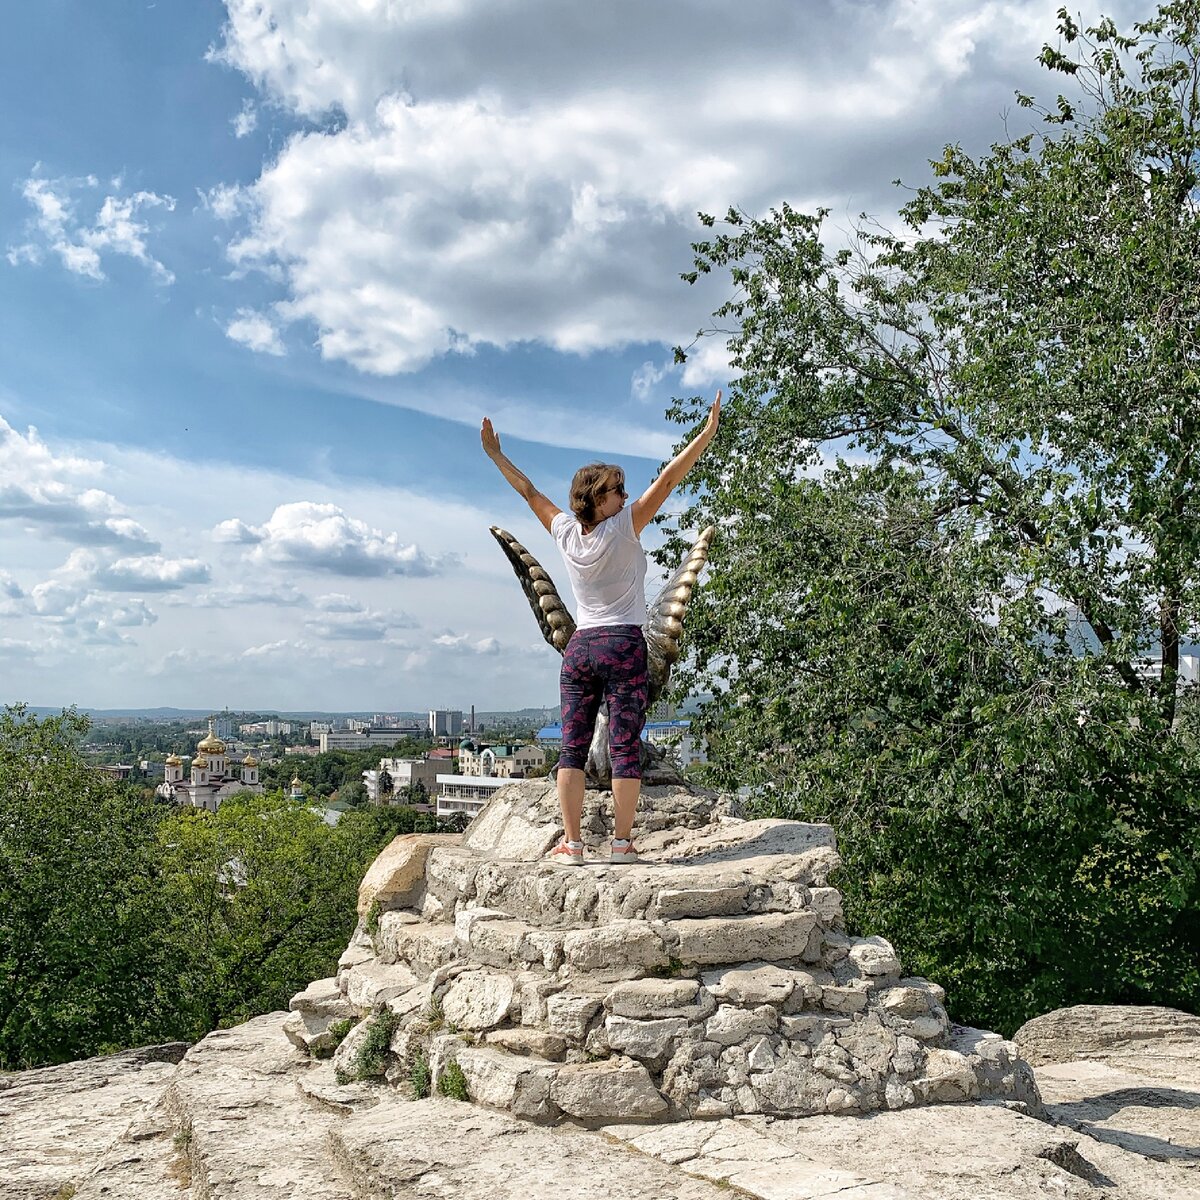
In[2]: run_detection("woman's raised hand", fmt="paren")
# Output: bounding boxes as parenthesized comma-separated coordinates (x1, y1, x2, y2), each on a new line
(704, 389, 722, 436)
(480, 417, 502, 459)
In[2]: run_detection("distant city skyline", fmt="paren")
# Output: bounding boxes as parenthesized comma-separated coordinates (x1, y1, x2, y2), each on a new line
(0, 1, 1140, 708)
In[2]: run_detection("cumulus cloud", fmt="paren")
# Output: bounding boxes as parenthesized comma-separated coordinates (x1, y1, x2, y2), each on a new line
(225, 307, 285, 355)
(214, 501, 444, 577)
(315, 593, 363, 612)
(94, 554, 211, 592)
(8, 173, 175, 284)
(0, 416, 158, 548)
(209, 0, 1139, 376)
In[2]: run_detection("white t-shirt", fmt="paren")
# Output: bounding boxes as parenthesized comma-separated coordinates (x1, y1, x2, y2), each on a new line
(551, 507, 648, 629)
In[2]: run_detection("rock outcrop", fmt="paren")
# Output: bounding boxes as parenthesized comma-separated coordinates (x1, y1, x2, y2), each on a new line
(7, 778, 1200, 1200)
(289, 779, 1039, 1123)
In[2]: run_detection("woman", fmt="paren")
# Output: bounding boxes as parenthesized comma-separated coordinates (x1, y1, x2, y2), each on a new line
(480, 391, 720, 865)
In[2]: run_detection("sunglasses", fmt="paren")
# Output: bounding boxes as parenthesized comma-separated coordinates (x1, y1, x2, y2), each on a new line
(602, 484, 628, 499)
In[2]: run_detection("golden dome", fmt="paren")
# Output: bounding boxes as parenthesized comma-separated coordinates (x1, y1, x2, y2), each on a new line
(165, 753, 182, 766)
(243, 754, 259, 768)
(192, 753, 209, 768)
(290, 774, 304, 789)
(197, 721, 227, 754)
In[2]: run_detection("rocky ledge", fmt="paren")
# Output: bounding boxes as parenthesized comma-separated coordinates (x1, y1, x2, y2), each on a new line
(286, 779, 1038, 1123)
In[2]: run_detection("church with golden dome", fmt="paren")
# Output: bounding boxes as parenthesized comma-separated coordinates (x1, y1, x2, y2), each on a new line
(156, 720, 264, 812)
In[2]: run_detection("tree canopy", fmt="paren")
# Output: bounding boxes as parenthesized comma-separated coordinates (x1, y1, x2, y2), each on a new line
(666, 3, 1200, 1032)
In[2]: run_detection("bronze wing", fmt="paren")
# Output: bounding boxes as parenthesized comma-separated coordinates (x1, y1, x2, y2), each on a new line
(488, 526, 576, 653)
(645, 526, 715, 705)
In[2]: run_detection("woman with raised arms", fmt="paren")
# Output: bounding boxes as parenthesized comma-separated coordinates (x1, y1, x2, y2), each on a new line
(480, 392, 720, 864)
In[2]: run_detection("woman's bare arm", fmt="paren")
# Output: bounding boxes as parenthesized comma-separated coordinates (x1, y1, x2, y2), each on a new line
(481, 418, 561, 533)
(631, 391, 721, 536)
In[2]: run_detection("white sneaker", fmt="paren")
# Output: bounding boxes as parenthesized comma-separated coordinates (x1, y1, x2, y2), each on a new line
(609, 838, 638, 864)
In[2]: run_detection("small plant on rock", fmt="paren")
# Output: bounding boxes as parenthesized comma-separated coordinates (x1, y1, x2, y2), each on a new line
(437, 1059, 469, 1101)
(311, 1017, 354, 1060)
(409, 1052, 431, 1098)
(353, 1009, 401, 1079)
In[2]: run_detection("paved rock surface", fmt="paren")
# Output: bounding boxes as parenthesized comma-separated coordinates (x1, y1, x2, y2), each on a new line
(0, 1041, 186, 1200)
(3, 995, 1199, 1199)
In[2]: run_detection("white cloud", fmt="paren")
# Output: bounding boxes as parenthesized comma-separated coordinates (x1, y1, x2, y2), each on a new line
(200, 182, 249, 221)
(631, 360, 668, 403)
(214, 501, 445, 577)
(433, 631, 501, 655)
(94, 554, 211, 592)
(0, 416, 158, 548)
(225, 307, 285, 355)
(186, 582, 310, 608)
(232, 99, 259, 138)
(208, 0, 1140, 377)
(8, 173, 175, 284)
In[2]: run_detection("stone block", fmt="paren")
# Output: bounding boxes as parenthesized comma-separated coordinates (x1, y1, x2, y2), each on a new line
(520, 977, 566, 1026)
(705, 1004, 778, 1047)
(425, 847, 481, 906)
(837, 1016, 897, 1074)
(651, 884, 751, 920)
(878, 986, 934, 1019)
(605, 1015, 690, 1060)
(911, 1048, 979, 1103)
(345, 961, 420, 1011)
(550, 1060, 668, 1119)
(454, 906, 506, 945)
(821, 983, 869, 1014)
(562, 920, 667, 975)
(605, 978, 701, 1019)
(701, 962, 795, 1006)
(545, 992, 604, 1040)
(453, 1045, 560, 1120)
(779, 1015, 849, 1042)
(807, 886, 844, 923)
(669, 911, 817, 966)
(847, 935, 901, 978)
(442, 971, 517, 1031)
(289, 977, 354, 1020)
(357, 833, 461, 917)
(486, 1028, 567, 1061)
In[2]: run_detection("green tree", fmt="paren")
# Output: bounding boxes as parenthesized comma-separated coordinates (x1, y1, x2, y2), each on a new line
(156, 791, 378, 1035)
(666, 3, 1200, 1033)
(0, 707, 179, 1068)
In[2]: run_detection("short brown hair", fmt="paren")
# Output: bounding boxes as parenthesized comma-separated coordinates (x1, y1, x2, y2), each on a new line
(569, 462, 624, 526)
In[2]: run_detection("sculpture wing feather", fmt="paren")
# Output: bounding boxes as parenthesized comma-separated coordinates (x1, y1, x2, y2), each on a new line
(646, 526, 715, 704)
(489, 526, 576, 654)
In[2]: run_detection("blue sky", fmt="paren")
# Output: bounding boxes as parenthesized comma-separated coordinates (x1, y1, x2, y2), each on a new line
(0, 0, 1136, 711)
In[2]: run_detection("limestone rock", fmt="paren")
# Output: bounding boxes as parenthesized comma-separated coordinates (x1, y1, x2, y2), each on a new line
(441, 970, 516, 1031)
(702, 963, 796, 1006)
(1014, 1004, 1200, 1068)
(605, 977, 704, 1019)
(550, 1059, 669, 1120)
(669, 911, 818, 966)
(344, 960, 419, 1012)
(357, 832, 461, 917)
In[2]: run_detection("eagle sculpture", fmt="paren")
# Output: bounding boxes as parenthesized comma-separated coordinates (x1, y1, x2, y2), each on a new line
(489, 524, 715, 784)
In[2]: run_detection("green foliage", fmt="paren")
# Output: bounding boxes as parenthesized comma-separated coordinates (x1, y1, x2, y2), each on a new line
(408, 1052, 431, 1098)
(666, 4, 1200, 1034)
(0, 706, 180, 1069)
(437, 1058, 469, 1101)
(353, 1010, 401, 1079)
(0, 706, 417, 1068)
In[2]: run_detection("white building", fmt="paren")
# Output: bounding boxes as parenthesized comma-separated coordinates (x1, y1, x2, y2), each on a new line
(429, 709, 464, 738)
(156, 722, 264, 813)
(320, 729, 398, 752)
(458, 739, 545, 778)
(363, 756, 441, 803)
(435, 773, 508, 821)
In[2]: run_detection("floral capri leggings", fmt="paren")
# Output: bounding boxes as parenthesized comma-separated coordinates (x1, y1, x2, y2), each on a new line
(559, 624, 649, 779)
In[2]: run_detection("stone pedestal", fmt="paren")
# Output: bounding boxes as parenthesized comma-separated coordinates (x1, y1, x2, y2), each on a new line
(287, 779, 1039, 1123)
